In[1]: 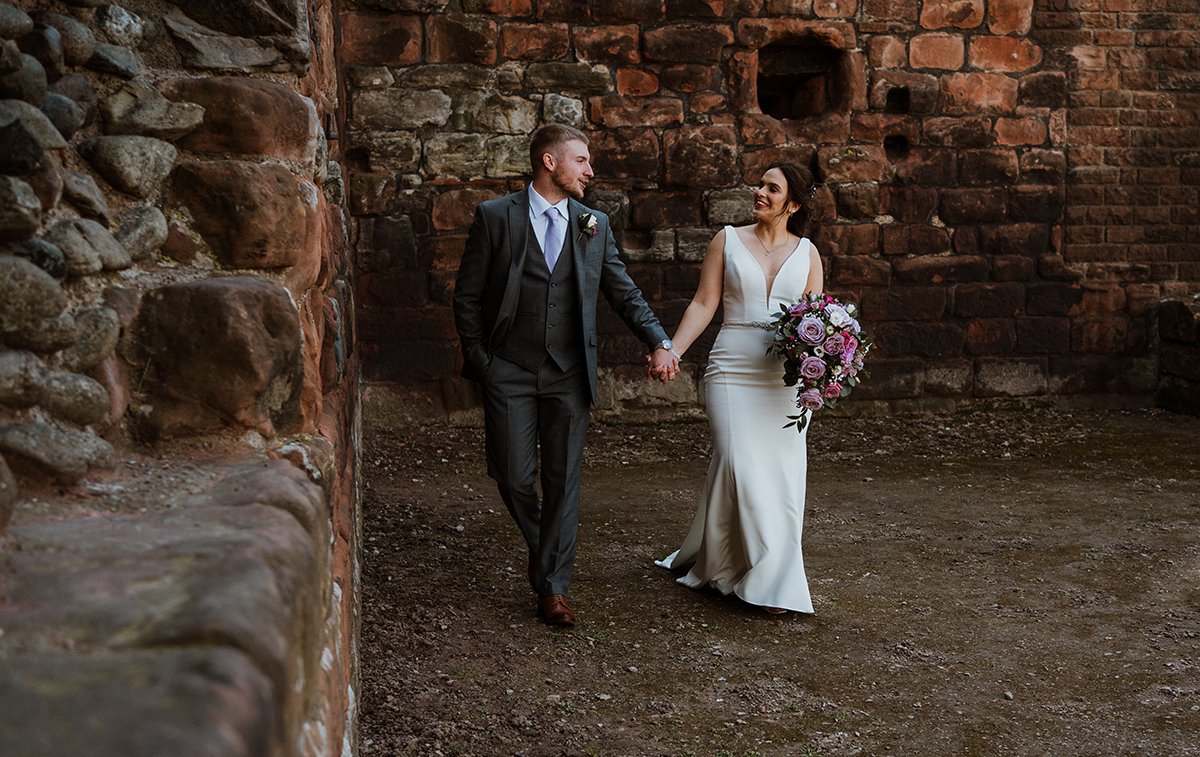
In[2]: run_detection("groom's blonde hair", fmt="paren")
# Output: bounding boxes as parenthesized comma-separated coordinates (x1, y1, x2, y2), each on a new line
(530, 124, 588, 175)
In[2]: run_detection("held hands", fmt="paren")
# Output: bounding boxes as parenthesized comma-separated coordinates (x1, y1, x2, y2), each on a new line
(646, 348, 680, 383)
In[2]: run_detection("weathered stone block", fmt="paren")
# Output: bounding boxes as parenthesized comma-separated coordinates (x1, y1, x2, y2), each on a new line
(447, 91, 539, 133)
(171, 161, 317, 269)
(955, 282, 1023, 318)
(499, 22, 569, 61)
(432, 188, 501, 231)
(350, 88, 451, 130)
(0, 176, 41, 241)
(426, 13, 497, 64)
(162, 77, 319, 164)
(941, 73, 1018, 114)
(80, 135, 176, 198)
(893, 254, 988, 284)
(644, 23, 733, 62)
(1015, 317, 1070, 355)
(424, 132, 487, 176)
(974, 357, 1046, 397)
(920, 0, 983, 29)
(339, 11, 421, 65)
(960, 149, 1019, 185)
(585, 127, 661, 180)
(860, 286, 947, 320)
(486, 134, 531, 176)
(663, 124, 738, 188)
(965, 318, 1016, 355)
(969, 35, 1041, 73)
(909, 33, 964, 70)
(1019, 71, 1066, 108)
(526, 62, 612, 94)
(575, 24, 640, 64)
(134, 277, 303, 435)
(830, 255, 890, 286)
(589, 93, 682, 127)
(706, 188, 754, 225)
(979, 223, 1049, 257)
(869, 70, 939, 113)
(851, 357, 923, 399)
(100, 79, 205, 141)
(676, 228, 713, 262)
(819, 145, 891, 183)
(0, 421, 113, 482)
(989, 0, 1034, 34)
(542, 93, 584, 127)
(1008, 185, 1064, 222)
(940, 188, 1007, 224)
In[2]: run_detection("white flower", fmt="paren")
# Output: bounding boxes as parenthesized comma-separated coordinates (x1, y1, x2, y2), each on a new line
(825, 304, 849, 327)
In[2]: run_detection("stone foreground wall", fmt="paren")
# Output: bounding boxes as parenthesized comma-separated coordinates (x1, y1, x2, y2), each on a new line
(0, 1, 359, 756)
(1158, 298, 1200, 415)
(346, 0, 1200, 419)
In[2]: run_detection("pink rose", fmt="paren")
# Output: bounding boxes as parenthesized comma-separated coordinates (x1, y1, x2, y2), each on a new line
(798, 388, 825, 411)
(823, 382, 843, 399)
(800, 356, 826, 380)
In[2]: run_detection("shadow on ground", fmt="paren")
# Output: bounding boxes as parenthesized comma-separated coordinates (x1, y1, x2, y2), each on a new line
(359, 407, 1200, 756)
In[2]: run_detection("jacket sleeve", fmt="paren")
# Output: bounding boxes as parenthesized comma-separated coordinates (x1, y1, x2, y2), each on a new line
(453, 204, 493, 380)
(597, 219, 669, 350)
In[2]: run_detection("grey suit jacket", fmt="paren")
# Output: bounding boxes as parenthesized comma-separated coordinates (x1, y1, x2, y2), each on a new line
(453, 188, 669, 403)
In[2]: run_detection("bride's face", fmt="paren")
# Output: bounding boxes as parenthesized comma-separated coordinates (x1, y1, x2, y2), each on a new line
(752, 168, 798, 223)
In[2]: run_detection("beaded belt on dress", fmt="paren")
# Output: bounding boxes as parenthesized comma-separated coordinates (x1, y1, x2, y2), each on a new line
(722, 320, 773, 330)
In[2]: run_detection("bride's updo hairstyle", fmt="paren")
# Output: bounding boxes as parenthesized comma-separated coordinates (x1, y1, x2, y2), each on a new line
(770, 162, 816, 238)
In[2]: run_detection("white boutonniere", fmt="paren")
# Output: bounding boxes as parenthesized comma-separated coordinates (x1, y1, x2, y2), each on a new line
(578, 212, 598, 243)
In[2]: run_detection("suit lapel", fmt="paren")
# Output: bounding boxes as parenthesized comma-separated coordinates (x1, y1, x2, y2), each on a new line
(492, 190, 530, 348)
(567, 198, 588, 294)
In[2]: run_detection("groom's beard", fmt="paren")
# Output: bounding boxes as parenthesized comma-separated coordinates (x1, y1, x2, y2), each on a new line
(551, 166, 586, 200)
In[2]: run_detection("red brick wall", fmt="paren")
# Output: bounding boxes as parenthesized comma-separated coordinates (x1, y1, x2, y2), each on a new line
(343, 0, 1200, 415)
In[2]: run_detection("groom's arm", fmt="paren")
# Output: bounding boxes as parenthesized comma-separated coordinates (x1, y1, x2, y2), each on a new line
(453, 205, 494, 380)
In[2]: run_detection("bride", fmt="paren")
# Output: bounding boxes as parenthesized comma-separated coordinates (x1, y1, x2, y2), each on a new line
(655, 163, 824, 615)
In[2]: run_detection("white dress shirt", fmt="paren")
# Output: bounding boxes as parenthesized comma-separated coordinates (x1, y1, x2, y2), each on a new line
(528, 185, 569, 253)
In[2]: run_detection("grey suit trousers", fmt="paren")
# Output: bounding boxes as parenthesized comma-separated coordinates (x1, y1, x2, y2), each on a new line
(481, 354, 590, 596)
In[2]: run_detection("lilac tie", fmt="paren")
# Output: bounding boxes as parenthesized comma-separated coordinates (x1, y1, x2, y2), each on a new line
(543, 207, 563, 272)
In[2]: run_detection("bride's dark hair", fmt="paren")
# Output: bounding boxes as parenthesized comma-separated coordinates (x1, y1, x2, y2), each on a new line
(769, 162, 816, 238)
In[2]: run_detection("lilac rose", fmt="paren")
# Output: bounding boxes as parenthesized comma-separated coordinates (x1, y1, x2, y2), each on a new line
(823, 332, 846, 356)
(797, 315, 826, 345)
(797, 388, 825, 411)
(800, 355, 827, 380)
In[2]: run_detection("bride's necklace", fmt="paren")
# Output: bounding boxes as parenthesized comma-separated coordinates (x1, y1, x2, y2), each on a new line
(752, 226, 792, 257)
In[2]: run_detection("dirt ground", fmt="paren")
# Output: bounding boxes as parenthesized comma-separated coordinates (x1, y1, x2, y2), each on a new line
(358, 406, 1200, 756)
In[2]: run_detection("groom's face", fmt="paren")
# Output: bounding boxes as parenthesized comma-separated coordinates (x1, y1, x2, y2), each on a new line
(550, 139, 594, 200)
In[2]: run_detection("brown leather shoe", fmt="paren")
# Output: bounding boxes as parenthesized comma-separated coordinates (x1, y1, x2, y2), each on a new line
(537, 594, 577, 627)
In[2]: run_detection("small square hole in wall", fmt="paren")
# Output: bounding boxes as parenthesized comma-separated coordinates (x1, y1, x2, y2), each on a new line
(756, 38, 848, 120)
(885, 87, 910, 114)
(884, 134, 910, 160)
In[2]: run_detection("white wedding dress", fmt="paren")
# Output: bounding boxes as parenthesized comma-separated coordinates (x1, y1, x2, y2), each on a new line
(656, 226, 814, 614)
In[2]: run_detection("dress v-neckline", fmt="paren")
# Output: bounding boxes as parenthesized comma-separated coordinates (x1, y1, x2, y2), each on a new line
(731, 228, 804, 308)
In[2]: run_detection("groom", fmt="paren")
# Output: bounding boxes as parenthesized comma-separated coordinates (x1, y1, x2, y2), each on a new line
(454, 124, 678, 627)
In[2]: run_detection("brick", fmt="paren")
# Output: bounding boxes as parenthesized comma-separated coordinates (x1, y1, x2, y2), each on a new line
(941, 188, 1007, 224)
(499, 23, 569, 61)
(465, 0, 533, 13)
(817, 224, 881, 256)
(660, 64, 722, 93)
(910, 224, 952, 255)
(893, 254, 988, 283)
(965, 318, 1016, 355)
(909, 33, 964, 70)
(630, 189, 704, 228)
(835, 183, 881, 219)
(1080, 282, 1125, 314)
(956, 282, 1023, 318)
(616, 67, 658, 96)
(830, 255, 890, 285)
(974, 357, 1047, 396)
(663, 124, 738, 187)
(590, 0, 667, 21)
(942, 73, 1018, 114)
(432, 188, 501, 231)
(920, 0, 984, 30)
(883, 186, 938, 222)
(1072, 316, 1128, 353)
(644, 23, 733, 62)
(426, 14, 498, 65)
(1009, 185, 1065, 222)
(814, 0, 858, 18)
(862, 0, 919, 22)
(851, 113, 920, 143)
(969, 36, 1042, 73)
(1026, 283, 1082, 316)
(741, 145, 817, 183)
(851, 357, 922, 399)
(1014, 317, 1070, 354)
(991, 255, 1036, 281)
(874, 322, 965, 357)
(586, 128, 661, 180)
(923, 116, 991, 147)
(860, 286, 948, 320)
(978, 223, 1050, 256)
(1019, 71, 1067, 108)
(923, 359, 974, 395)
(339, 12, 421, 66)
(736, 18, 857, 50)
(960, 149, 1019, 185)
(867, 35, 906, 68)
(988, 0, 1034, 33)
(588, 94, 684, 127)
(895, 147, 958, 185)
(574, 25, 640, 64)
(818, 145, 891, 182)
(995, 117, 1047, 146)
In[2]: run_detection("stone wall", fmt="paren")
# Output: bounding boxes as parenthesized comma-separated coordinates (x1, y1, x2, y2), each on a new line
(345, 0, 1200, 418)
(0, 1, 359, 756)
(1158, 298, 1200, 414)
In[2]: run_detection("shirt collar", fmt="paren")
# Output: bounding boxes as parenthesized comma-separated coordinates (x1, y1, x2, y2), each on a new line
(528, 185, 568, 219)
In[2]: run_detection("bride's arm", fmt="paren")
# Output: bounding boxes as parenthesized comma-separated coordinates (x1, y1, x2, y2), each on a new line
(804, 242, 825, 295)
(668, 229, 726, 360)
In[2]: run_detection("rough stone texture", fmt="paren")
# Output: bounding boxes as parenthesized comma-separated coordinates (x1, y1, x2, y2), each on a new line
(63, 171, 111, 223)
(87, 42, 140, 78)
(45, 218, 130, 274)
(80, 135, 177, 198)
(0, 421, 114, 482)
(60, 306, 120, 372)
(100, 79, 205, 141)
(0, 98, 68, 151)
(171, 161, 317, 269)
(0, 256, 65, 339)
(114, 205, 168, 260)
(0, 350, 46, 408)
(0, 176, 41, 241)
(40, 91, 82, 140)
(0, 53, 48, 105)
(31, 12, 95, 66)
(133, 277, 304, 436)
(95, 5, 144, 48)
(161, 77, 319, 164)
(39, 370, 110, 426)
(0, 5, 33, 41)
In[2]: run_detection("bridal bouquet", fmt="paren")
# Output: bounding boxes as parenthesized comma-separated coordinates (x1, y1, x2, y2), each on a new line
(766, 294, 873, 432)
